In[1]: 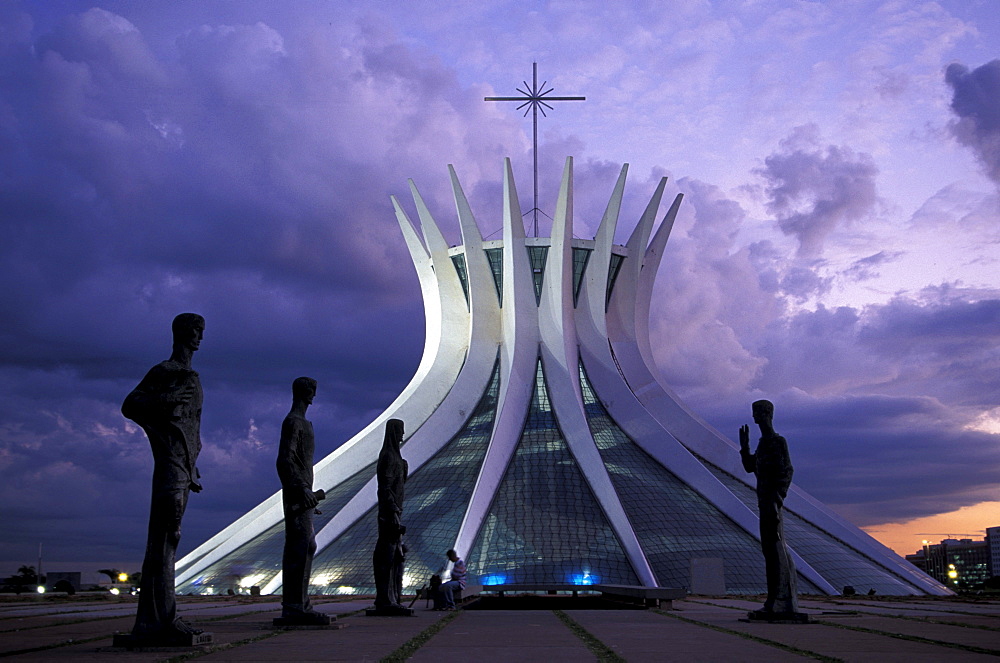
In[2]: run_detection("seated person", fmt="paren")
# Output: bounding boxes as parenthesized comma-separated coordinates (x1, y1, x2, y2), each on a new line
(433, 549, 466, 610)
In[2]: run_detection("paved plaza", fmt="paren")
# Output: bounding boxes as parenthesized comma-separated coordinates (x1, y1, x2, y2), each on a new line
(1, 593, 998, 661)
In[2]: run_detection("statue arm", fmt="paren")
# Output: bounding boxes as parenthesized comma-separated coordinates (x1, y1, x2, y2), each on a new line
(776, 436, 794, 488)
(122, 365, 197, 423)
(739, 424, 756, 473)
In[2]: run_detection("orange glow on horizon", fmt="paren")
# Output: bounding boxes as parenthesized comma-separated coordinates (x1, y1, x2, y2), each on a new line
(862, 501, 1000, 556)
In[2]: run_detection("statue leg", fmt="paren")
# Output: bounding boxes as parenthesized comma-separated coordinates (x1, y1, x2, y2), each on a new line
(773, 513, 800, 613)
(279, 508, 329, 624)
(758, 500, 781, 612)
(389, 545, 405, 606)
(133, 484, 190, 639)
(281, 506, 312, 612)
(373, 530, 393, 608)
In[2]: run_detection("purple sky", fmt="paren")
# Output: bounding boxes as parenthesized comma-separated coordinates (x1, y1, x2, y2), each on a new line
(1, 1, 998, 574)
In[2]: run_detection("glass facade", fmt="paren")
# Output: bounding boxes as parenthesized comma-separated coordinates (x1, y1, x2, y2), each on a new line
(467, 359, 640, 586)
(484, 247, 503, 306)
(606, 254, 625, 308)
(579, 361, 780, 594)
(702, 460, 922, 595)
(527, 246, 548, 305)
(572, 248, 591, 307)
(177, 459, 377, 595)
(304, 356, 502, 595)
(451, 254, 469, 306)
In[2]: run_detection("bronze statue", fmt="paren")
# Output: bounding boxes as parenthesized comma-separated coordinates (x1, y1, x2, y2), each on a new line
(118, 313, 211, 646)
(275, 377, 330, 626)
(740, 399, 804, 621)
(368, 419, 413, 616)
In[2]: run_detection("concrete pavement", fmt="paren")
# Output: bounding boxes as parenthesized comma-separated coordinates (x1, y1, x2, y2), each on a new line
(1, 593, 997, 661)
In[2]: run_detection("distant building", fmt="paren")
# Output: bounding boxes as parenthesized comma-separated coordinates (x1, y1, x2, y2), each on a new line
(907, 533, 996, 590)
(45, 571, 81, 592)
(988, 527, 1000, 578)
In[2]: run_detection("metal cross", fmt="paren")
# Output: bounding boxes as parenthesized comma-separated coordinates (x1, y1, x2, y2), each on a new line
(485, 62, 585, 236)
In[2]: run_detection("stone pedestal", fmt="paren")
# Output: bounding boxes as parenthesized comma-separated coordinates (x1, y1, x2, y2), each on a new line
(366, 605, 415, 617)
(745, 610, 812, 624)
(112, 631, 214, 649)
(273, 614, 334, 627)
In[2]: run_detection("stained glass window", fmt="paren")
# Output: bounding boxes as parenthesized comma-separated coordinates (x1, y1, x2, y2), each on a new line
(306, 356, 502, 595)
(177, 459, 377, 595)
(579, 361, 777, 593)
(527, 246, 548, 305)
(606, 253, 625, 308)
(467, 358, 639, 586)
(451, 254, 469, 307)
(484, 247, 503, 306)
(572, 248, 591, 307)
(702, 458, 922, 594)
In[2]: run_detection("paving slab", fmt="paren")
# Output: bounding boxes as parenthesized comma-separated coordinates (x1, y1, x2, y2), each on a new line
(196, 606, 446, 662)
(569, 608, 809, 661)
(408, 610, 596, 663)
(816, 614, 1000, 652)
(674, 600, 999, 662)
(2, 595, 999, 662)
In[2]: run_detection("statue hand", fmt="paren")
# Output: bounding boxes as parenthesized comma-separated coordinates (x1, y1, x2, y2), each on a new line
(399, 524, 407, 536)
(300, 488, 319, 509)
(739, 424, 750, 449)
(190, 478, 203, 493)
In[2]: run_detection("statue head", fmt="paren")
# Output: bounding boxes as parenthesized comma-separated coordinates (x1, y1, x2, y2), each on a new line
(292, 376, 317, 404)
(752, 399, 774, 424)
(383, 419, 404, 453)
(171, 313, 205, 352)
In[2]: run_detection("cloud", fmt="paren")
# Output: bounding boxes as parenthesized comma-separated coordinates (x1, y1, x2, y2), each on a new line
(842, 250, 905, 282)
(757, 124, 879, 258)
(0, 5, 530, 564)
(946, 59, 1000, 187)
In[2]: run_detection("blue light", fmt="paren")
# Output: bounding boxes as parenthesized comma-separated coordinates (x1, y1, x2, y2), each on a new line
(569, 572, 598, 585)
(480, 574, 507, 586)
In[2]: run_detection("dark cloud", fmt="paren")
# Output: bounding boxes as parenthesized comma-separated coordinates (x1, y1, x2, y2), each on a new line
(1, 4, 997, 571)
(946, 60, 1000, 186)
(0, 5, 526, 566)
(757, 124, 879, 257)
(699, 391, 1000, 526)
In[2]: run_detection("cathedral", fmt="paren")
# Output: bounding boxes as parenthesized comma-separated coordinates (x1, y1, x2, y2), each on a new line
(175, 158, 948, 597)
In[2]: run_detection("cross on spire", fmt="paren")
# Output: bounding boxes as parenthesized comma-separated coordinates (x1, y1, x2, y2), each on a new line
(485, 62, 585, 236)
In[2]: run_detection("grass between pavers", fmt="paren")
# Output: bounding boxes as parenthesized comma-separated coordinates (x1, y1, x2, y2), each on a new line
(654, 609, 843, 663)
(815, 619, 1000, 657)
(816, 598, 1000, 619)
(163, 630, 285, 663)
(692, 596, 1000, 632)
(886, 614, 1000, 632)
(378, 609, 462, 663)
(552, 609, 627, 663)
